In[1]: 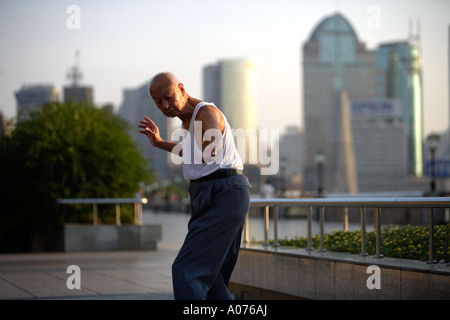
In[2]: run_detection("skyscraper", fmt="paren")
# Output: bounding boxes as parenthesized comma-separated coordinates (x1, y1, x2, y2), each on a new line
(374, 40, 423, 177)
(302, 13, 373, 193)
(203, 58, 258, 166)
(203, 58, 257, 132)
(15, 84, 59, 121)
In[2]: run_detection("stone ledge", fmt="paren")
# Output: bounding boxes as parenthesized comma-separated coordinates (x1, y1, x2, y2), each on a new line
(230, 245, 450, 300)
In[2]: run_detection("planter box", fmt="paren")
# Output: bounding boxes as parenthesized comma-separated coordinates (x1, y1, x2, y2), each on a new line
(64, 224, 162, 252)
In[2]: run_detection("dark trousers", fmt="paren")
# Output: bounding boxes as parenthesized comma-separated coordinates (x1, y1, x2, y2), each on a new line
(172, 174, 250, 300)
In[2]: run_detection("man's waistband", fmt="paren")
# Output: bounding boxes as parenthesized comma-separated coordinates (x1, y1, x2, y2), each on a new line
(190, 169, 243, 183)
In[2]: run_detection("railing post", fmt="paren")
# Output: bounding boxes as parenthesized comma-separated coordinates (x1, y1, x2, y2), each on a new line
(263, 205, 270, 247)
(272, 206, 280, 247)
(115, 204, 121, 226)
(133, 202, 143, 226)
(318, 206, 326, 252)
(343, 207, 348, 231)
(306, 206, 314, 251)
(243, 212, 249, 245)
(93, 203, 98, 225)
(427, 207, 437, 264)
(360, 207, 368, 256)
(137, 202, 143, 225)
(374, 207, 384, 258)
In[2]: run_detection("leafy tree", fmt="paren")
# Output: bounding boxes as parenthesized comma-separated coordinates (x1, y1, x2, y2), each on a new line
(0, 102, 151, 252)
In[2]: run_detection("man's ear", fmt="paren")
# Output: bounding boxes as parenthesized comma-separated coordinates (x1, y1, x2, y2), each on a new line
(178, 83, 186, 95)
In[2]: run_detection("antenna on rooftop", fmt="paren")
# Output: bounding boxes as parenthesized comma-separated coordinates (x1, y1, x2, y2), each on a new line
(66, 49, 83, 87)
(408, 17, 421, 46)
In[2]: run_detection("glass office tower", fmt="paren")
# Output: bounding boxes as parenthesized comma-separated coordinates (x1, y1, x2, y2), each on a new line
(374, 42, 423, 177)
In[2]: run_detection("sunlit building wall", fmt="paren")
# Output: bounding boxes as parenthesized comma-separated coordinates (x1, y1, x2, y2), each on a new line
(203, 58, 257, 132)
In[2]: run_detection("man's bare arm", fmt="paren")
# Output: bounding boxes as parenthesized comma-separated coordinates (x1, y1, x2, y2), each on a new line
(138, 116, 182, 156)
(196, 106, 225, 162)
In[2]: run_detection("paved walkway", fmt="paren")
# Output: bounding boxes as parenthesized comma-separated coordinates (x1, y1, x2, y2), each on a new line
(0, 211, 191, 300)
(0, 242, 178, 300)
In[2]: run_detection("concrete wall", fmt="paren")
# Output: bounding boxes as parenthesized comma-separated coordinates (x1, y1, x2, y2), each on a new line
(230, 247, 450, 300)
(64, 224, 162, 252)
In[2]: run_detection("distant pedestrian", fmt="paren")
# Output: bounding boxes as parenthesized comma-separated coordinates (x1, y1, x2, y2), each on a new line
(260, 178, 275, 199)
(138, 72, 250, 300)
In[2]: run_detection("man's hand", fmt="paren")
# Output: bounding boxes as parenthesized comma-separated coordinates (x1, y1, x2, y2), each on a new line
(138, 116, 162, 147)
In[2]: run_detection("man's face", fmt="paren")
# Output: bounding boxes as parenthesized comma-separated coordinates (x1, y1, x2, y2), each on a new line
(150, 80, 185, 118)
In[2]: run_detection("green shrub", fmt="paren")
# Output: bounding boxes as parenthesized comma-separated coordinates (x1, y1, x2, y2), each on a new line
(0, 102, 151, 252)
(268, 224, 449, 262)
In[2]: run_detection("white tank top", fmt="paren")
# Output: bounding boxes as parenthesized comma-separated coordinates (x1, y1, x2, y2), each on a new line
(182, 102, 243, 180)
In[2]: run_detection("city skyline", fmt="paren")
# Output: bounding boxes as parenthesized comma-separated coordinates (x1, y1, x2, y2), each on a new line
(0, 0, 449, 137)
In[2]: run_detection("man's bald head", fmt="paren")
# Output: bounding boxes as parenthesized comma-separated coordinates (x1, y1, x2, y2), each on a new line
(148, 72, 190, 118)
(149, 72, 179, 97)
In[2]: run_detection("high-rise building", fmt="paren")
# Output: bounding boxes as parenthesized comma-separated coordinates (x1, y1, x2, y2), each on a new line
(15, 84, 59, 121)
(203, 58, 257, 132)
(374, 41, 423, 177)
(118, 81, 178, 182)
(203, 58, 257, 166)
(302, 13, 373, 193)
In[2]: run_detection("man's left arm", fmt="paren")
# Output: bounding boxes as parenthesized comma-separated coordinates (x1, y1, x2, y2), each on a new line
(197, 106, 225, 164)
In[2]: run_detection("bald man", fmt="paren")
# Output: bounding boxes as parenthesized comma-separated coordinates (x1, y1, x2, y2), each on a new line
(138, 72, 250, 300)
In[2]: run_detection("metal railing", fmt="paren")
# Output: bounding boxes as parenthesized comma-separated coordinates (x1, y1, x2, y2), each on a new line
(57, 198, 147, 226)
(243, 197, 450, 265)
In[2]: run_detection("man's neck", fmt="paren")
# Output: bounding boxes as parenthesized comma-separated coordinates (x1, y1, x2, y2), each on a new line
(178, 96, 203, 125)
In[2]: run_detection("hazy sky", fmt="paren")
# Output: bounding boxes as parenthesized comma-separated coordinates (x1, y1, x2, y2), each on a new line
(0, 0, 449, 137)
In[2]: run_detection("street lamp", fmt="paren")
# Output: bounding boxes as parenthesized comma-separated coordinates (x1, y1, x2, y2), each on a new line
(315, 150, 325, 197)
(426, 133, 440, 195)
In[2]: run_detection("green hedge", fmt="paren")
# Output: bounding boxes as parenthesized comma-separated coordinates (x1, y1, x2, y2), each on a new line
(266, 224, 450, 263)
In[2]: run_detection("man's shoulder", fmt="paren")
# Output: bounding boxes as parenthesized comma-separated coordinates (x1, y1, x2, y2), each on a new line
(196, 104, 224, 127)
(197, 104, 220, 117)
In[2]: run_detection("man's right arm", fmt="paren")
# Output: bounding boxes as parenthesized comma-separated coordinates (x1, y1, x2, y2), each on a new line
(155, 140, 182, 156)
(138, 116, 182, 156)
